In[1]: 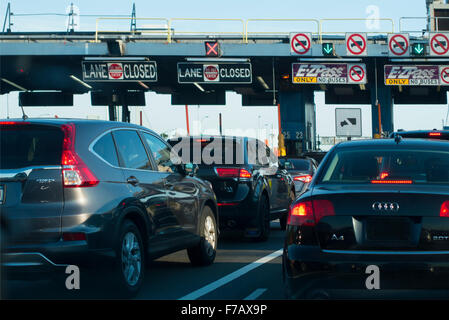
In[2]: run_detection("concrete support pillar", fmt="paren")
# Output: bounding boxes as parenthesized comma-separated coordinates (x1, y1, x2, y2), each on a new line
(108, 105, 117, 122)
(279, 90, 316, 156)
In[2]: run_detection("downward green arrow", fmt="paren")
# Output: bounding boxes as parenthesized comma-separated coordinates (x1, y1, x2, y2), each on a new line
(415, 44, 424, 54)
(324, 44, 333, 54)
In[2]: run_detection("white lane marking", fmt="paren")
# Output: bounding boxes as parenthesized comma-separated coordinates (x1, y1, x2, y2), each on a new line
(178, 248, 283, 300)
(244, 288, 267, 300)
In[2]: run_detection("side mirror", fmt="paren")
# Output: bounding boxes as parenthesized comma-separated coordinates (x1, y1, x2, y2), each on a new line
(183, 163, 198, 176)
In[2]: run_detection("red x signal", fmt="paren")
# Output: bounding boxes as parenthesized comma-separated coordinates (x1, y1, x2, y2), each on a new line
(205, 42, 219, 56)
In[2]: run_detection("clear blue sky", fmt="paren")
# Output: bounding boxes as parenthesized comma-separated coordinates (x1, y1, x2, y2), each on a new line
(1, 0, 446, 144)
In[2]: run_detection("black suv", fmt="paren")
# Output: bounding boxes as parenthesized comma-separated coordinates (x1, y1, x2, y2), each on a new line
(0, 119, 218, 296)
(168, 136, 295, 238)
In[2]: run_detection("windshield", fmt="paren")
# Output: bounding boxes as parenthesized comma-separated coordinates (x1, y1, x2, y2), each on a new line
(319, 149, 449, 185)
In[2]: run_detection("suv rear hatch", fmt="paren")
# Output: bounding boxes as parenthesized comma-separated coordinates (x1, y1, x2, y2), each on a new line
(169, 137, 247, 200)
(0, 121, 64, 244)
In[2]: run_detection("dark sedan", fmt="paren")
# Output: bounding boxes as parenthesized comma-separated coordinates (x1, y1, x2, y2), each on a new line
(279, 157, 317, 197)
(390, 130, 449, 140)
(283, 138, 449, 299)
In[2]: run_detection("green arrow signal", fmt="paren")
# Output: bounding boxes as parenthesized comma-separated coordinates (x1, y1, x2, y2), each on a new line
(322, 43, 334, 55)
(412, 43, 425, 55)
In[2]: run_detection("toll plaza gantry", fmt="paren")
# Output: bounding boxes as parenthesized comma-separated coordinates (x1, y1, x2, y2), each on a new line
(1, 13, 449, 156)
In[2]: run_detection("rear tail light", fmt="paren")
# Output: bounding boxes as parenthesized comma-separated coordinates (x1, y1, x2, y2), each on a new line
(288, 200, 335, 226)
(62, 232, 87, 241)
(0, 121, 30, 125)
(61, 123, 99, 188)
(293, 174, 312, 183)
(239, 169, 252, 179)
(215, 168, 252, 179)
(370, 179, 413, 184)
(380, 171, 389, 179)
(429, 132, 442, 137)
(440, 201, 449, 217)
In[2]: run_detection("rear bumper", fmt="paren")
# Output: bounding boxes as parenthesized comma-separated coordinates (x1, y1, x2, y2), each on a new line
(284, 245, 449, 299)
(1, 240, 114, 278)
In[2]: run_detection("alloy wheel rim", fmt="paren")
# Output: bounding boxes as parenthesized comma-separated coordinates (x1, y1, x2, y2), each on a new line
(121, 231, 142, 287)
(203, 216, 216, 256)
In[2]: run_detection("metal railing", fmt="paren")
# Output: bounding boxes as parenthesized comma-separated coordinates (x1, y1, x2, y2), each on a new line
(95, 17, 171, 42)
(244, 19, 320, 43)
(318, 18, 395, 42)
(169, 18, 245, 42)
(399, 16, 449, 34)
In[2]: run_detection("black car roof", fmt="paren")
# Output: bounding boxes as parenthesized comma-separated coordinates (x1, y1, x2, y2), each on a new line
(336, 138, 449, 150)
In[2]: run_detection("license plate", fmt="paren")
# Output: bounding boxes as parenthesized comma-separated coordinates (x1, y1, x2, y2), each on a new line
(0, 186, 3, 204)
(366, 218, 411, 241)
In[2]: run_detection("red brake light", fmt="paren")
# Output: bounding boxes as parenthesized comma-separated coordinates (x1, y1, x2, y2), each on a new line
(441, 201, 449, 217)
(380, 172, 389, 179)
(61, 123, 99, 188)
(288, 200, 335, 226)
(429, 132, 442, 137)
(293, 175, 312, 183)
(0, 121, 30, 125)
(239, 169, 252, 179)
(371, 180, 413, 184)
(215, 168, 252, 179)
(216, 168, 240, 177)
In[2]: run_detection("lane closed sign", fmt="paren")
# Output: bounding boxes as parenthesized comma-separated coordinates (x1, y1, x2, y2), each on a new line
(177, 63, 252, 84)
(82, 61, 158, 82)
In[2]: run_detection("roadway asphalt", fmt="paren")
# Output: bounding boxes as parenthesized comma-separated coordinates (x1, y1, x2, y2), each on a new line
(2, 221, 286, 300)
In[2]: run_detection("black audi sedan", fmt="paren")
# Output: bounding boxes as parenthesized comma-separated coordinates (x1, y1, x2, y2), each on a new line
(283, 137, 449, 299)
(168, 136, 295, 238)
(0, 119, 218, 297)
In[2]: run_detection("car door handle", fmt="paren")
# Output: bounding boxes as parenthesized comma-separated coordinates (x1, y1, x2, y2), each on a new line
(126, 176, 139, 186)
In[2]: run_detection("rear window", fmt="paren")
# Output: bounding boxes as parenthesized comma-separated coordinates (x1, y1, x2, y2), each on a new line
(281, 159, 311, 171)
(170, 137, 244, 165)
(0, 124, 63, 169)
(319, 149, 449, 185)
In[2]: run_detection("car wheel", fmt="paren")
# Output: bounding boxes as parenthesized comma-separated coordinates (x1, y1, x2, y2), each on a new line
(187, 206, 217, 266)
(255, 195, 270, 242)
(280, 189, 295, 231)
(113, 219, 145, 297)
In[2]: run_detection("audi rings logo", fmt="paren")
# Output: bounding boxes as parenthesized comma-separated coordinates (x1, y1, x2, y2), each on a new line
(372, 202, 400, 212)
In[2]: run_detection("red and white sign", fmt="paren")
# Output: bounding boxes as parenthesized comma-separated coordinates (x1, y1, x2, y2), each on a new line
(348, 64, 367, 84)
(203, 64, 220, 82)
(440, 66, 449, 85)
(290, 32, 312, 55)
(388, 33, 409, 56)
(108, 63, 124, 80)
(345, 33, 367, 56)
(430, 33, 449, 56)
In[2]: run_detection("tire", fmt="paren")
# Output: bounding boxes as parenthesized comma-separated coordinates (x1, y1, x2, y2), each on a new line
(255, 194, 270, 242)
(280, 189, 295, 231)
(113, 219, 145, 298)
(187, 206, 217, 266)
